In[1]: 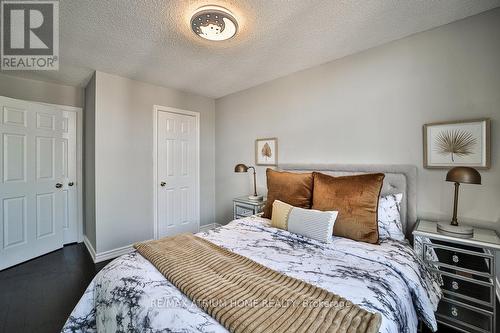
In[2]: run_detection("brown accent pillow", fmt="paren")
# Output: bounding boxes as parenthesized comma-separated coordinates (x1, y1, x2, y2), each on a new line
(263, 169, 313, 218)
(311, 172, 385, 244)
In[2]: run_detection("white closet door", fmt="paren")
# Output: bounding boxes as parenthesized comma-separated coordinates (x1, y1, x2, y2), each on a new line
(0, 97, 77, 270)
(61, 111, 78, 244)
(157, 110, 199, 238)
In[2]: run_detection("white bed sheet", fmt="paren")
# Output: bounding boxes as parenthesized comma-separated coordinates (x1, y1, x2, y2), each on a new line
(62, 216, 441, 333)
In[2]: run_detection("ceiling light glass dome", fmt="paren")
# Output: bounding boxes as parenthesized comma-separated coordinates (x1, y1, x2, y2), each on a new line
(190, 5, 238, 41)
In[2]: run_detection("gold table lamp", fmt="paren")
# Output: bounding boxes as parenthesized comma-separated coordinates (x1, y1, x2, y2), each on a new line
(437, 167, 481, 237)
(234, 164, 263, 201)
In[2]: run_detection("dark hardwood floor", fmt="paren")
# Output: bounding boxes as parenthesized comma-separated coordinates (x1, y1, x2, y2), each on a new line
(0, 243, 110, 333)
(0, 243, 491, 333)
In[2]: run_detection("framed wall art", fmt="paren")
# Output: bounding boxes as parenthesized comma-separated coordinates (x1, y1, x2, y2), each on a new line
(255, 137, 278, 166)
(423, 118, 490, 169)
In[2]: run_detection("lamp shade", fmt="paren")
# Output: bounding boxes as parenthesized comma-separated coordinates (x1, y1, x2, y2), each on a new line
(234, 164, 248, 173)
(446, 167, 481, 185)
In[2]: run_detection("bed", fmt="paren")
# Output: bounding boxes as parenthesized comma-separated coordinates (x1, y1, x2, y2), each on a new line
(62, 164, 441, 333)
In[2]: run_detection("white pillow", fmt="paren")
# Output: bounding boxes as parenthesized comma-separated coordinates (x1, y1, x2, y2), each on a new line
(378, 193, 405, 241)
(271, 200, 338, 243)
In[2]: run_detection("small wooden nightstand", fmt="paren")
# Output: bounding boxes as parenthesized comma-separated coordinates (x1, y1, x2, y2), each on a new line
(233, 196, 266, 220)
(413, 220, 500, 333)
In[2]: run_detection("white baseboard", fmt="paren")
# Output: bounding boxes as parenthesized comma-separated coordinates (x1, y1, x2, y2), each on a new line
(83, 225, 223, 264)
(83, 235, 97, 261)
(83, 235, 136, 263)
(199, 223, 222, 232)
(94, 243, 135, 263)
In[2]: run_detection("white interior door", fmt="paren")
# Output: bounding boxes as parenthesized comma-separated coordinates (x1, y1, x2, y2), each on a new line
(0, 97, 78, 270)
(157, 109, 199, 238)
(61, 111, 78, 244)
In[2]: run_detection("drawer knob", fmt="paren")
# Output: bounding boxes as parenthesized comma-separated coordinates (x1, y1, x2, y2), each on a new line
(452, 254, 459, 263)
(451, 281, 459, 290)
(451, 306, 458, 317)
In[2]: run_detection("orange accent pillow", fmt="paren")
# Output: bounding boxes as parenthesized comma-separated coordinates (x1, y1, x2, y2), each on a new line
(263, 169, 313, 219)
(311, 172, 385, 244)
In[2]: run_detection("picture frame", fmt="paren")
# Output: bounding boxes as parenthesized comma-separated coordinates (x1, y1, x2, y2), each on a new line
(255, 137, 278, 166)
(423, 118, 490, 169)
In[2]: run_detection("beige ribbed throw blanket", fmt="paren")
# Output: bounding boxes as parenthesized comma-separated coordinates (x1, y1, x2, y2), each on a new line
(134, 234, 381, 333)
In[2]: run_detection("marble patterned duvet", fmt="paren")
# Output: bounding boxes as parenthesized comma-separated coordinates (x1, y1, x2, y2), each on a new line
(62, 216, 441, 333)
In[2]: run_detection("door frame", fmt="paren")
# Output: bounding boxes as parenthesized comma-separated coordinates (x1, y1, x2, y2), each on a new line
(0, 95, 84, 244)
(153, 105, 200, 240)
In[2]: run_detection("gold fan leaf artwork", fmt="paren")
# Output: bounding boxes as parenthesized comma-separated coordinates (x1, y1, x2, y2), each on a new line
(435, 129, 477, 162)
(423, 119, 490, 169)
(255, 138, 278, 166)
(261, 143, 272, 158)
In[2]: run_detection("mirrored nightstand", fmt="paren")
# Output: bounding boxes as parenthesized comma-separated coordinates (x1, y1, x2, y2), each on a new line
(414, 220, 500, 333)
(233, 196, 266, 220)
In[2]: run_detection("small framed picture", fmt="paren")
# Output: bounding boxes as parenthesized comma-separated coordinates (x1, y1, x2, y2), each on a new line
(423, 118, 490, 169)
(255, 138, 278, 166)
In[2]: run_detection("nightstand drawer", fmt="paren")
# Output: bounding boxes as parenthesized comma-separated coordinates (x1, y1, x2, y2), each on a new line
(437, 298, 493, 333)
(233, 197, 266, 220)
(234, 204, 254, 217)
(438, 271, 494, 306)
(424, 243, 493, 276)
(414, 220, 499, 333)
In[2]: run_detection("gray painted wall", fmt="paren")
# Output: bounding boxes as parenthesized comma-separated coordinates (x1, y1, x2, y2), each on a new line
(0, 71, 216, 254)
(215, 9, 500, 234)
(83, 73, 97, 248)
(0, 73, 83, 107)
(91, 71, 215, 253)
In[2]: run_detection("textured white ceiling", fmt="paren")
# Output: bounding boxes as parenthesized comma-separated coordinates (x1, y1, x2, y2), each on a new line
(3, 0, 499, 98)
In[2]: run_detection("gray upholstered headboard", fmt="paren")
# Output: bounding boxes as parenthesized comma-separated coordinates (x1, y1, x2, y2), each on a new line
(278, 164, 417, 239)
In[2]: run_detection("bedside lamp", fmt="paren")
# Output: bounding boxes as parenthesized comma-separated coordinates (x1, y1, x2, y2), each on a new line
(437, 167, 481, 237)
(234, 164, 263, 201)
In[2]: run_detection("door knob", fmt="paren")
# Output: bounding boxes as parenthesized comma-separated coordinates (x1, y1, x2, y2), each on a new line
(55, 183, 63, 188)
(160, 181, 166, 187)
(68, 182, 74, 187)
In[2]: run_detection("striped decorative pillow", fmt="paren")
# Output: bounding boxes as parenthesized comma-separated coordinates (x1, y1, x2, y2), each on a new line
(271, 200, 338, 243)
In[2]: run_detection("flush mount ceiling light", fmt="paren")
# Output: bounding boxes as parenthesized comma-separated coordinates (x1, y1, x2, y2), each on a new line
(190, 5, 238, 41)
